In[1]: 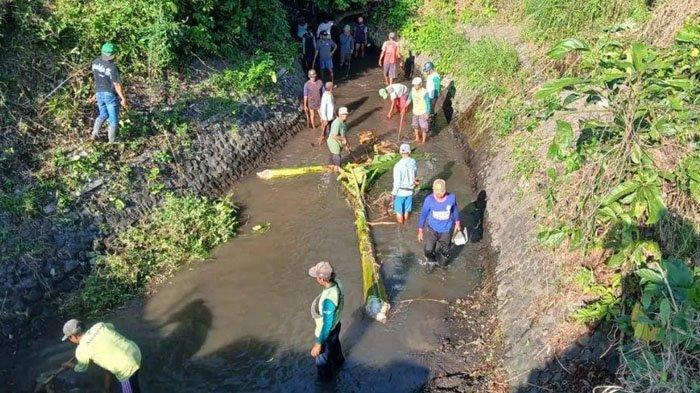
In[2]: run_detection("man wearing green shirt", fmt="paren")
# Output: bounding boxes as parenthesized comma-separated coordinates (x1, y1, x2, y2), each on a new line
(308, 261, 345, 382)
(326, 106, 350, 172)
(61, 319, 142, 393)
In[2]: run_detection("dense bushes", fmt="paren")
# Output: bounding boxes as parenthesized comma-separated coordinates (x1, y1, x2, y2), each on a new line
(44, 0, 293, 76)
(533, 18, 700, 391)
(73, 194, 238, 315)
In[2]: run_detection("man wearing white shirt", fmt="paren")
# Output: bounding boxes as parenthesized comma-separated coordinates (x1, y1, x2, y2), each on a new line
(319, 82, 335, 142)
(317, 19, 334, 38)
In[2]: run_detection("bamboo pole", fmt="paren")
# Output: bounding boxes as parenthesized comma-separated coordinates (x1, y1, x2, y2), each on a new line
(256, 165, 326, 180)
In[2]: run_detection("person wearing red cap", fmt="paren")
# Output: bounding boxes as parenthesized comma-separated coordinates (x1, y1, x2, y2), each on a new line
(308, 261, 345, 382)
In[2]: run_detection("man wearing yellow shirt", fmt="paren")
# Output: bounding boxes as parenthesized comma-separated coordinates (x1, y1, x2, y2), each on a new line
(61, 319, 142, 393)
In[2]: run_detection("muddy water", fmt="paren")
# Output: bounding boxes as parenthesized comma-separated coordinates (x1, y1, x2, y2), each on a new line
(12, 59, 482, 393)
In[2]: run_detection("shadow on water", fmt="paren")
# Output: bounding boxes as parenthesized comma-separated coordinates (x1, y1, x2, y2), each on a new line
(40, 296, 430, 393)
(345, 96, 369, 112)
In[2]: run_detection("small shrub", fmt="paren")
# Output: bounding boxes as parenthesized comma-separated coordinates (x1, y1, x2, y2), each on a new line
(73, 194, 237, 315)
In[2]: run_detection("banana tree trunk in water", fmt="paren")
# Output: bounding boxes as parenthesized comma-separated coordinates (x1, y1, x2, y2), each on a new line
(343, 185, 391, 323)
(256, 165, 326, 180)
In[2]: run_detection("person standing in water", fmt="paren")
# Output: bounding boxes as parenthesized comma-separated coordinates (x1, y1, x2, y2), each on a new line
(423, 62, 442, 115)
(314, 30, 337, 83)
(418, 179, 461, 267)
(353, 16, 368, 58)
(339, 25, 355, 70)
(303, 69, 324, 130)
(378, 83, 409, 119)
(326, 107, 350, 172)
(391, 143, 418, 224)
(378, 32, 400, 85)
(406, 77, 431, 144)
(308, 261, 345, 382)
(319, 81, 335, 142)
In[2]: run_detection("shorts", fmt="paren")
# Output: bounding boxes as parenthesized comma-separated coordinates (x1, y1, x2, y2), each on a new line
(383, 62, 397, 78)
(307, 96, 321, 110)
(412, 114, 429, 131)
(341, 52, 352, 64)
(320, 58, 333, 70)
(394, 195, 413, 215)
(329, 153, 341, 166)
(394, 95, 408, 113)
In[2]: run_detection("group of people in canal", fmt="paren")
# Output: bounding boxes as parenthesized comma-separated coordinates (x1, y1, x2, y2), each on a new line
(55, 14, 460, 392)
(299, 13, 463, 385)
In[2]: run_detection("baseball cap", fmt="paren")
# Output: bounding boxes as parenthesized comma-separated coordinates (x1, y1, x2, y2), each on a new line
(423, 61, 435, 72)
(433, 179, 446, 191)
(308, 261, 334, 280)
(338, 107, 349, 115)
(412, 77, 422, 85)
(388, 32, 396, 39)
(61, 319, 84, 341)
(378, 88, 388, 100)
(344, 24, 351, 31)
(101, 42, 115, 60)
(399, 143, 411, 154)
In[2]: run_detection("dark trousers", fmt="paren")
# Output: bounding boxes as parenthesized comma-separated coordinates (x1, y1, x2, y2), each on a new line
(424, 226, 451, 264)
(315, 323, 344, 382)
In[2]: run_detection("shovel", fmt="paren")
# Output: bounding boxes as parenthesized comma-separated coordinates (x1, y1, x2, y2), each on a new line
(34, 357, 75, 393)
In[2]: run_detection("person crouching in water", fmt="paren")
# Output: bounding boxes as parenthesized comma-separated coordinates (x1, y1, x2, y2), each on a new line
(308, 261, 345, 382)
(61, 319, 142, 392)
(379, 83, 409, 120)
(417, 179, 461, 268)
(391, 143, 418, 225)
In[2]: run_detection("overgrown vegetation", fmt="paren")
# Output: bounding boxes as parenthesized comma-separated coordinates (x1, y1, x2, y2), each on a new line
(523, 0, 650, 42)
(532, 19, 700, 390)
(71, 194, 237, 316)
(376, 0, 698, 390)
(375, 0, 522, 97)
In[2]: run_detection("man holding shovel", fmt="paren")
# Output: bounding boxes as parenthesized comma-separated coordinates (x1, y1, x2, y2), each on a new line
(326, 107, 350, 172)
(378, 83, 409, 139)
(60, 319, 142, 393)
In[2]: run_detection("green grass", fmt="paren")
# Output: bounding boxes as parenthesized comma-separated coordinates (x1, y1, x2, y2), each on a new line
(70, 194, 238, 316)
(524, 0, 650, 42)
(396, 0, 521, 97)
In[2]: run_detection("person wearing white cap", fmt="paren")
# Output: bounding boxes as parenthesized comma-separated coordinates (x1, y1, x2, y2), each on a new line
(308, 261, 345, 382)
(60, 319, 142, 392)
(391, 143, 418, 224)
(378, 32, 401, 85)
(326, 106, 350, 172)
(406, 77, 431, 143)
(379, 83, 409, 119)
(417, 179, 461, 268)
(319, 81, 335, 142)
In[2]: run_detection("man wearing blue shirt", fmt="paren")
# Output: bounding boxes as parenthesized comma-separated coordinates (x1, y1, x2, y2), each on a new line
(308, 261, 344, 382)
(418, 179, 461, 266)
(392, 143, 418, 224)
